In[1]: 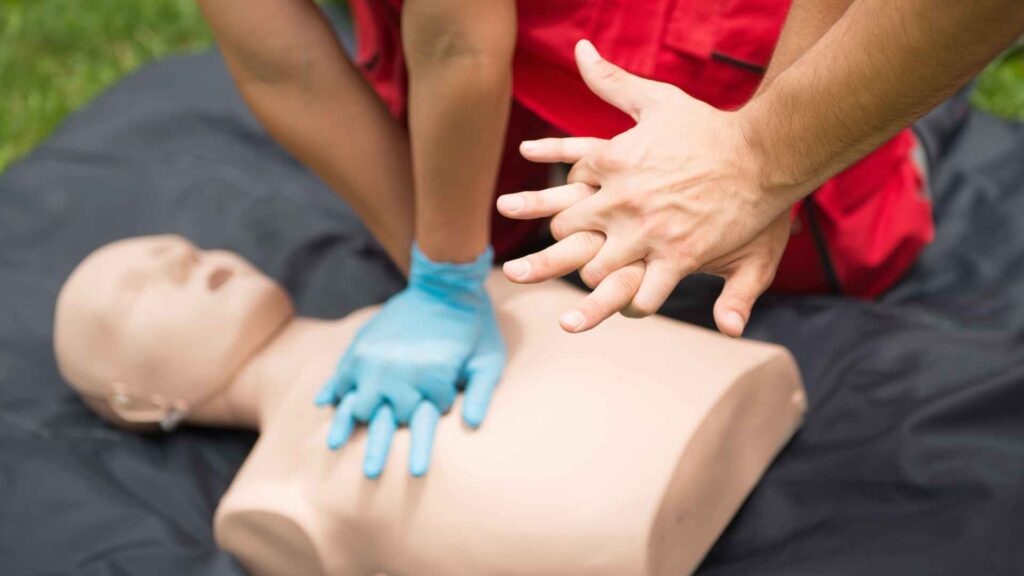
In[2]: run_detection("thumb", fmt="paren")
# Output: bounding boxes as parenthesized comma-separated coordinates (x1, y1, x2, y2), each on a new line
(713, 260, 774, 338)
(575, 39, 662, 120)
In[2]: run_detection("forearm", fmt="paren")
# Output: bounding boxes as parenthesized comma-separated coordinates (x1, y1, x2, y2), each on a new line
(744, 0, 1024, 203)
(759, 0, 854, 91)
(402, 0, 516, 262)
(197, 0, 415, 270)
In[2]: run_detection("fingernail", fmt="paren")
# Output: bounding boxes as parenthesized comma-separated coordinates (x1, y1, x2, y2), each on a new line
(498, 195, 524, 214)
(504, 259, 531, 279)
(520, 140, 538, 153)
(560, 310, 585, 332)
(576, 39, 599, 63)
(724, 311, 745, 336)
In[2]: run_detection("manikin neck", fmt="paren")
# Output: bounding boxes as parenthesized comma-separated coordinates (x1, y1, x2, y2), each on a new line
(206, 316, 348, 430)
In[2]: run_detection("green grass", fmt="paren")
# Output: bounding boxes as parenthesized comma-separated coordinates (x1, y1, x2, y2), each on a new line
(0, 2, 1022, 174)
(972, 43, 1024, 121)
(0, 0, 213, 171)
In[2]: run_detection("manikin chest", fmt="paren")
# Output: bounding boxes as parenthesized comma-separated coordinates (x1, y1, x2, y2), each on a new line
(213, 281, 805, 576)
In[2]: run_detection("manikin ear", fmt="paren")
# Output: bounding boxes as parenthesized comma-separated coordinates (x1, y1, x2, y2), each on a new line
(105, 382, 189, 432)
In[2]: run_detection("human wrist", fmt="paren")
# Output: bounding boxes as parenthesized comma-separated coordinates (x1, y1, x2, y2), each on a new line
(734, 96, 820, 209)
(409, 243, 493, 295)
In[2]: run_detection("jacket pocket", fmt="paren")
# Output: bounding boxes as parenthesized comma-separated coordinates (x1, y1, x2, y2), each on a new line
(664, 0, 790, 75)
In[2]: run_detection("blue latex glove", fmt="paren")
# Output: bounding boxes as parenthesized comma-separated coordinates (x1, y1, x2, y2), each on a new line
(315, 244, 506, 478)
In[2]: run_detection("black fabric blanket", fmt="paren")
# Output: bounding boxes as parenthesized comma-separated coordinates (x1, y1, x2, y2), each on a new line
(2, 32, 1024, 576)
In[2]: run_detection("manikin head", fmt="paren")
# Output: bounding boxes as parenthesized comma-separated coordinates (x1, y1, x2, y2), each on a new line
(54, 235, 294, 429)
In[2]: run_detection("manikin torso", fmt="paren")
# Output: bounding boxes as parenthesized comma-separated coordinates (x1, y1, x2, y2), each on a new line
(52, 236, 805, 576)
(214, 278, 804, 576)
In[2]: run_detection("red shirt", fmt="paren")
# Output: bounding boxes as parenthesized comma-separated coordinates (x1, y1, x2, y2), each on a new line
(350, 0, 933, 298)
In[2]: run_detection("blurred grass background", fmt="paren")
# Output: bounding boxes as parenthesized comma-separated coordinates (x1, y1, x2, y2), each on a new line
(0, 0, 213, 171)
(972, 43, 1024, 121)
(0, 0, 1022, 173)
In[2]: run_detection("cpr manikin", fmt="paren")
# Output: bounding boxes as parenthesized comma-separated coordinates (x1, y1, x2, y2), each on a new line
(54, 235, 806, 576)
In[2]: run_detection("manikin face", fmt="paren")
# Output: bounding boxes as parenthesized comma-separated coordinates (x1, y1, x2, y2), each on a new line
(54, 235, 294, 424)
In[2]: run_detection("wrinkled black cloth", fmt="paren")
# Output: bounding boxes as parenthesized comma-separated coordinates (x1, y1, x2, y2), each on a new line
(2, 35, 1024, 576)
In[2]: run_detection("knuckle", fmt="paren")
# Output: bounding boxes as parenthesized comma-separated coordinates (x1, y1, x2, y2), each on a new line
(651, 83, 679, 105)
(597, 148, 630, 171)
(617, 193, 646, 216)
(550, 216, 569, 241)
(523, 191, 543, 212)
(597, 64, 626, 86)
(567, 161, 594, 185)
(638, 211, 669, 238)
(609, 268, 641, 296)
(566, 167, 582, 185)
(581, 256, 602, 280)
(670, 245, 700, 273)
(579, 262, 605, 288)
(579, 230, 605, 253)
(724, 289, 755, 310)
(628, 297, 659, 318)
(530, 251, 551, 274)
(663, 216, 692, 243)
(570, 181, 596, 199)
(754, 262, 778, 288)
(576, 298, 605, 322)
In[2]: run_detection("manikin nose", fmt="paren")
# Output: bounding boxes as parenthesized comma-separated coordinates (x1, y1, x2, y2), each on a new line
(156, 242, 199, 283)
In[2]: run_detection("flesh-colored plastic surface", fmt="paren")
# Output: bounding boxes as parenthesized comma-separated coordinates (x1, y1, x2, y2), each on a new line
(54, 236, 805, 576)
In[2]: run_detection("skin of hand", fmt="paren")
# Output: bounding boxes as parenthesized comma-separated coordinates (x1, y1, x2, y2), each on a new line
(496, 0, 852, 339)
(497, 40, 800, 337)
(500, 0, 1024, 337)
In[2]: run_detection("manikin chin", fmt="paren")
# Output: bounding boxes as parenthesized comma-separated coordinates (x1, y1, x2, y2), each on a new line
(54, 235, 806, 576)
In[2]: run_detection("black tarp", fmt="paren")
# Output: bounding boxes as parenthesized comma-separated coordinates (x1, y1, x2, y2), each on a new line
(2, 19, 1024, 576)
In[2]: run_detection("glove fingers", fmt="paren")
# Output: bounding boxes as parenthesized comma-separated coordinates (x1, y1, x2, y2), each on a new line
(350, 362, 387, 421)
(351, 388, 384, 422)
(409, 401, 441, 477)
(364, 404, 397, 479)
(416, 365, 460, 414)
(314, 351, 358, 406)
(462, 361, 504, 428)
(326, 392, 357, 450)
(384, 366, 425, 425)
(314, 378, 338, 407)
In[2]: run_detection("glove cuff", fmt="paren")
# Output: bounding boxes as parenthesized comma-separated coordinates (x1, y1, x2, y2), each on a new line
(409, 243, 494, 294)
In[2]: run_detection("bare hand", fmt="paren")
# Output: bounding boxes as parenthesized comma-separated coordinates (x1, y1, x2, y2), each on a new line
(497, 40, 798, 336)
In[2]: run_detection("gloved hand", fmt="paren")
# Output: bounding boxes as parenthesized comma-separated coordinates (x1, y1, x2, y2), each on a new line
(314, 244, 505, 478)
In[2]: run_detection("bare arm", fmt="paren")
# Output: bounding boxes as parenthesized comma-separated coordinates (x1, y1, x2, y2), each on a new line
(402, 0, 517, 262)
(747, 0, 1024, 201)
(760, 0, 855, 90)
(196, 0, 415, 270)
